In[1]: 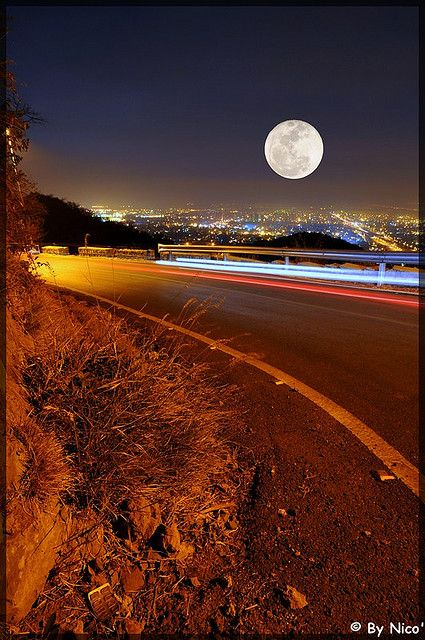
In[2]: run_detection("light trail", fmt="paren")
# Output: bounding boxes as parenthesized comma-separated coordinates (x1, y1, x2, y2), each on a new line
(95, 260, 419, 308)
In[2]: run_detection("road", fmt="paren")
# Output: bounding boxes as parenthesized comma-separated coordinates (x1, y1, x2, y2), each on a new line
(36, 254, 419, 467)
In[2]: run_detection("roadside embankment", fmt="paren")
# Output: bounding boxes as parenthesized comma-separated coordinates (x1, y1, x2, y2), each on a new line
(6, 253, 244, 635)
(6, 254, 420, 636)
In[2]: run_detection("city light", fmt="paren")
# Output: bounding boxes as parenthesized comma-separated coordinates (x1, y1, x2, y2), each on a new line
(89, 204, 419, 251)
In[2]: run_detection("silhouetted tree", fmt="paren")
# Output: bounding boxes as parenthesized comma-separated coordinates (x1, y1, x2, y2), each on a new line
(36, 194, 157, 249)
(2, 61, 45, 246)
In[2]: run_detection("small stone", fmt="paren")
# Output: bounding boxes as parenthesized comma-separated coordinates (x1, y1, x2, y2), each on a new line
(373, 469, 396, 482)
(109, 571, 120, 587)
(285, 585, 308, 609)
(278, 508, 287, 517)
(189, 576, 201, 587)
(91, 571, 109, 587)
(121, 567, 145, 593)
(74, 620, 85, 635)
(128, 497, 162, 541)
(362, 530, 372, 537)
(146, 549, 163, 563)
(163, 522, 181, 553)
(125, 619, 145, 633)
(175, 541, 195, 562)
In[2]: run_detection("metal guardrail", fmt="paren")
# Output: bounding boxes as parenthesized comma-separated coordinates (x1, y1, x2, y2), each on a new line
(158, 244, 419, 265)
(157, 244, 420, 287)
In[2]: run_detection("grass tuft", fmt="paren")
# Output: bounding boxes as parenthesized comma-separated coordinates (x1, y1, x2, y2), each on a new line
(13, 267, 236, 522)
(11, 419, 74, 508)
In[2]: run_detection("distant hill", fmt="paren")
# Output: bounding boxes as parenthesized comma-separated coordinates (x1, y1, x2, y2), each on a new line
(254, 231, 363, 251)
(36, 194, 157, 249)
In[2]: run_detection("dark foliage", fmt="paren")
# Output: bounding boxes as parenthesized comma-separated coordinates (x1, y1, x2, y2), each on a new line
(253, 231, 363, 251)
(36, 193, 157, 249)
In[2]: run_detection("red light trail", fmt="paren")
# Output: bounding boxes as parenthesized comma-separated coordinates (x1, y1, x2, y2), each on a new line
(106, 262, 419, 308)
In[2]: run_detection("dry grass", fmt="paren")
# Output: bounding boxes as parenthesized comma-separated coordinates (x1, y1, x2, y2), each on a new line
(11, 418, 73, 507)
(6, 253, 251, 635)
(7, 252, 237, 523)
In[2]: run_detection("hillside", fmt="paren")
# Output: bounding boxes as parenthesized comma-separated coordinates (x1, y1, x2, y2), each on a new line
(6, 253, 245, 633)
(35, 194, 157, 249)
(254, 231, 363, 251)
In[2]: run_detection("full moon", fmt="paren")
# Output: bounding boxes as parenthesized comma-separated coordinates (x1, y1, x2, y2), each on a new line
(264, 119, 324, 179)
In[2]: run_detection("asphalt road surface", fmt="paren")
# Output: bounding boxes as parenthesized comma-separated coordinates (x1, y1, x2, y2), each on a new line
(36, 255, 419, 467)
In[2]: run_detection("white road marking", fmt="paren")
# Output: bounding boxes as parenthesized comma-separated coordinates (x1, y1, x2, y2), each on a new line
(49, 284, 423, 502)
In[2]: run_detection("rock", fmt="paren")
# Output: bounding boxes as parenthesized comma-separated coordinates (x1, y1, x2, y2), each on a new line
(86, 525, 105, 561)
(278, 508, 287, 517)
(73, 620, 85, 635)
(125, 619, 145, 634)
(109, 570, 120, 588)
(121, 566, 145, 593)
(147, 549, 164, 562)
(372, 469, 396, 482)
(128, 497, 162, 541)
(6, 504, 69, 625)
(189, 576, 201, 588)
(175, 541, 195, 562)
(163, 522, 181, 553)
(91, 571, 109, 587)
(285, 585, 308, 609)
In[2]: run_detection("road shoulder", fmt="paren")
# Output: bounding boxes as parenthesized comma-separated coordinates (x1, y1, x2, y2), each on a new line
(120, 304, 421, 635)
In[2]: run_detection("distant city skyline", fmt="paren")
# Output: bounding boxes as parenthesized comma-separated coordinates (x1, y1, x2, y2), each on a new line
(7, 6, 418, 210)
(88, 203, 419, 252)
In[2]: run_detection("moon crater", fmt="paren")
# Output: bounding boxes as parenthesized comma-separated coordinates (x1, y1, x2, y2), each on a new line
(264, 120, 324, 179)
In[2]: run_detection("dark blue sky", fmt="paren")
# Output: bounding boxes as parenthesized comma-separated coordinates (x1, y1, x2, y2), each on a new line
(7, 6, 418, 209)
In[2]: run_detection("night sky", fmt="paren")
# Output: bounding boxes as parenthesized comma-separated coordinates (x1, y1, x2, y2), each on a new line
(7, 6, 418, 210)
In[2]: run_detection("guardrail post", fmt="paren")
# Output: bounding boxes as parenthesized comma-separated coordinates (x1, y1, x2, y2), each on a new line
(223, 252, 228, 261)
(285, 256, 290, 266)
(377, 262, 386, 286)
